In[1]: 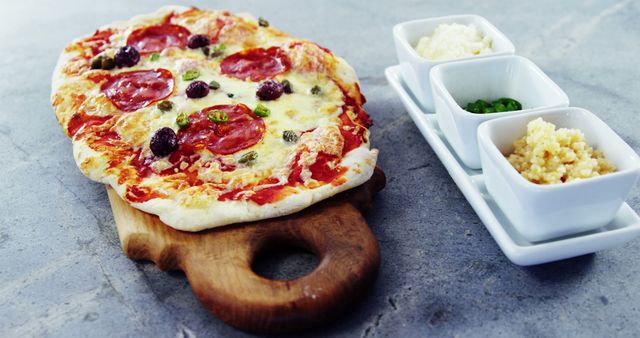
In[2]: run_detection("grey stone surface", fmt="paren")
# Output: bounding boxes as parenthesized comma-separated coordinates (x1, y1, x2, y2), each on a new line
(1, 0, 640, 337)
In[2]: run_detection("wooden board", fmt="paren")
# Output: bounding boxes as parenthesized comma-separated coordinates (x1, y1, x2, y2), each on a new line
(106, 168, 386, 333)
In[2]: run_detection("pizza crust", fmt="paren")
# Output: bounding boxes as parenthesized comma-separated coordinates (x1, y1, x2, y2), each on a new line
(53, 6, 379, 231)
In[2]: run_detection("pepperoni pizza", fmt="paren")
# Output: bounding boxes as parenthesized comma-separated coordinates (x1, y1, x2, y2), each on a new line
(51, 6, 378, 231)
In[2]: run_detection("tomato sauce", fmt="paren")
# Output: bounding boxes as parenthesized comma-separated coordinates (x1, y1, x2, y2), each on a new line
(80, 29, 114, 57)
(218, 151, 346, 205)
(125, 185, 164, 203)
(339, 112, 366, 156)
(67, 112, 112, 137)
(131, 146, 202, 184)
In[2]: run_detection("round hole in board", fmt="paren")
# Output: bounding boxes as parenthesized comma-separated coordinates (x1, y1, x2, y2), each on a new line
(251, 243, 320, 281)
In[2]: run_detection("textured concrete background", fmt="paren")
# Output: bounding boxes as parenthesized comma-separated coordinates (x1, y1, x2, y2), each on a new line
(1, 0, 640, 337)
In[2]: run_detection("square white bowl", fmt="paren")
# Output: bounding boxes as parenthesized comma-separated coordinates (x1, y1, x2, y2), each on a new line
(393, 14, 515, 112)
(430, 55, 570, 169)
(477, 107, 640, 242)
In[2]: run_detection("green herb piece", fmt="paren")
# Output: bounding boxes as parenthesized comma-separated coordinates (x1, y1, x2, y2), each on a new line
(282, 130, 299, 143)
(150, 53, 160, 61)
(210, 43, 226, 57)
(157, 100, 173, 112)
(253, 103, 270, 117)
(310, 85, 322, 95)
(176, 112, 189, 129)
(465, 99, 490, 114)
(281, 79, 293, 94)
(464, 98, 522, 114)
(207, 109, 229, 124)
(258, 17, 270, 27)
(208, 80, 220, 90)
(238, 151, 258, 164)
(182, 69, 201, 81)
(201, 46, 210, 57)
(493, 102, 507, 112)
(227, 93, 235, 98)
(493, 98, 522, 111)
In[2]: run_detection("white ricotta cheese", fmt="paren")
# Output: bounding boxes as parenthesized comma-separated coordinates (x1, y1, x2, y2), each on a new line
(414, 23, 493, 61)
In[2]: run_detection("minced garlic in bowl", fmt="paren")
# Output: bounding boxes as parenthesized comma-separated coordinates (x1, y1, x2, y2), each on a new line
(507, 118, 616, 184)
(414, 23, 493, 61)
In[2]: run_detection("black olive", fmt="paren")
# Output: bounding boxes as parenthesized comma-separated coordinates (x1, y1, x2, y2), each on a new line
(186, 80, 210, 99)
(187, 34, 210, 49)
(256, 80, 284, 101)
(150, 127, 178, 157)
(114, 45, 140, 68)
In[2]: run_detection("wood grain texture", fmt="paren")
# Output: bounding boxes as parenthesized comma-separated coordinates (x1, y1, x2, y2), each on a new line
(107, 168, 386, 333)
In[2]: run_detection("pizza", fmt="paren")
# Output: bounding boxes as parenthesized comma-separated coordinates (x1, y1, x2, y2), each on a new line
(51, 6, 378, 231)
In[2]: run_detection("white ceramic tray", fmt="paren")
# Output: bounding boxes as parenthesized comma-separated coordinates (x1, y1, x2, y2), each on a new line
(385, 65, 640, 265)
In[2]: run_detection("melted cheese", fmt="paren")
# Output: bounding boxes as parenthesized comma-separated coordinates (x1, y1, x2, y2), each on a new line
(76, 29, 347, 195)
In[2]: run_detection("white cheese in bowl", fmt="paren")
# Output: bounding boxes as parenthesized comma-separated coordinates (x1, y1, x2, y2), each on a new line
(414, 23, 493, 61)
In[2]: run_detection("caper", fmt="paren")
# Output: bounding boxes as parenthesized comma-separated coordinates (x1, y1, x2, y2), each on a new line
(90, 57, 102, 69)
(208, 80, 220, 90)
(238, 151, 258, 164)
(310, 85, 322, 95)
(210, 43, 226, 57)
(258, 17, 269, 27)
(282, 130, 299, 143)
(281, 79, 293, 94)
(157, 100, 173, 112)
(90, 55, 115, 70)
(101, 57, 115, 70)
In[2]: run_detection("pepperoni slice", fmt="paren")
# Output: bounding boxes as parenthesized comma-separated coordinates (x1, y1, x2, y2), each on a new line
(178, 104, 265, 155)
(220, 47, 291, 81)
(126, 24, 191, 54)
(101, 69, 174, 112)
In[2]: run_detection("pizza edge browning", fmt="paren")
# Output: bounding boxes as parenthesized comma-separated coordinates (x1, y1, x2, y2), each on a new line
(52, 6, 379, 231)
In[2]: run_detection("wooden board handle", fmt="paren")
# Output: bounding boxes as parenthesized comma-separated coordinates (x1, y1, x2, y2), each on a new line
(107, 168, 385, 333)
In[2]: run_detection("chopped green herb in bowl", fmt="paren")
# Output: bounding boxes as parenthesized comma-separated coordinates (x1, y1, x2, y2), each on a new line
(465, 98, 522, 114)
